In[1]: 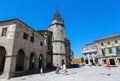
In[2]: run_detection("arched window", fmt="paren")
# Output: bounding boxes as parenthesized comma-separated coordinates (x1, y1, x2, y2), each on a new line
(107, 41, 111, 45)
(101, 42, 104, 46)
(114, 40, 118, 44)
(29, 53, 35, 70)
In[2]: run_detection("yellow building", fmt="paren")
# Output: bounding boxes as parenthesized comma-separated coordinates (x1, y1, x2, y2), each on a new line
(72, 57, 84, 63)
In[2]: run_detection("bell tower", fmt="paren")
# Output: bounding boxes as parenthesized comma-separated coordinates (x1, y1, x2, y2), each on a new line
(49, 11, 66, 66)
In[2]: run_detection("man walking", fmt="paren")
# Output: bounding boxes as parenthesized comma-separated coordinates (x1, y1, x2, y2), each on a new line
(40, 67, 43, 75)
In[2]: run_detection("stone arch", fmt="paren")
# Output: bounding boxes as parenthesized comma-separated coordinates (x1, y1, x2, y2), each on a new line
(0, 46, 6, 75)
(94, 54, 98, 64)
(39, 54, 43, 69)
(15, 49, 25, 71)
(84, 56, 88, 64)
(29, 52, 36, 70)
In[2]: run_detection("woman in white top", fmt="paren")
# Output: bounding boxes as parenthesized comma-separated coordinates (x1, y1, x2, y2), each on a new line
(62, 63, 67, 75)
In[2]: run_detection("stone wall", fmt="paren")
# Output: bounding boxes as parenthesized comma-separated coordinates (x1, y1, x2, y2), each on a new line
(0, 19, 47, 79)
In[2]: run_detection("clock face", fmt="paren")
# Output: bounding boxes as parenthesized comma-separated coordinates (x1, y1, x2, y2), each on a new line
(57, 19, 61, 22)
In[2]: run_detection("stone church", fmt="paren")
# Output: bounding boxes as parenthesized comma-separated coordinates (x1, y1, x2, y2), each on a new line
(0, 11, 73, 79)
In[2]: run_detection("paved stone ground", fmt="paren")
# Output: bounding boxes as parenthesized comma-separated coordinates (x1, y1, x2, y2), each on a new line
(1, 66, 120, 81)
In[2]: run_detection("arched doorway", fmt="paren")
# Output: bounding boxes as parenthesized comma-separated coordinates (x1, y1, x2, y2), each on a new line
(39, 55, 43, 69)
(84, 56, 88, 64)
(15, 49, 25, 71)
(90, 59, 94, 65)
(85, 59, 88, 64)
(29, 53, 35, 70)
(0, 47, 6, 75)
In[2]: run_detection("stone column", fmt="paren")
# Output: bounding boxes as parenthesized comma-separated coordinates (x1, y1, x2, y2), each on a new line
(24, 57, 29, 72)
(84, 55, 87, 65)
(92, 53, 95, 64)
(98, 58, 102, 66)
(115, 58, 118, 66)
(86, 54, 91, 65)
(2, 55, 16, 79)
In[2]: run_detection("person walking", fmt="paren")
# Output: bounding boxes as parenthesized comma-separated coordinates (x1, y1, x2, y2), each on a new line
(62, 63, 67, 75)
(107, 61, 110, 70)
(55, 64, 60, 74)
(40, 67, 43, 75)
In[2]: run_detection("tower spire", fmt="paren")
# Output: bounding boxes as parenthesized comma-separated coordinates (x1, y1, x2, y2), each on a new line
(54, 4, 62, 19)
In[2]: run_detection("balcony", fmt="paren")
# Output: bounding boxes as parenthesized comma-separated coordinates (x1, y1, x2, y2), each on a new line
(99, 53, 117, 58)
(113, 43, 120, 47)
(105, 53, 116, 56)
(106, 45, 113, 48)
(82, 49, 97, 54)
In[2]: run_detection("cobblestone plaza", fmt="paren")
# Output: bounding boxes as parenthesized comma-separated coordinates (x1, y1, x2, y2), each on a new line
(0, 66, 120, 81)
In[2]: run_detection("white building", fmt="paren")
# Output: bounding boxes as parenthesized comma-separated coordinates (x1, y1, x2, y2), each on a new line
(82, 43, 98, 65)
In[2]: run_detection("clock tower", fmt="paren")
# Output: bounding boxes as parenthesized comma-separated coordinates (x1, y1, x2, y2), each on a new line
(48, 11, 66, 66)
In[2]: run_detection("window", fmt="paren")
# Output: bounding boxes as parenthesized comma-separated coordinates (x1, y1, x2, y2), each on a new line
(108, 48, 112, 54)
(31, 36, 34, 43)
(101, 49, 105, 56)
(101, 42, 104, 46)
(40, 41, 43, 46)
(107, 41, 110, 45)
(61, 46, 62, 50)
(60, 30, 63, 33)
(102, 50, 105, 54)
(23, 33, 28, 40)
(114, 40, 118, 44)
(62, 60, 64, 65)
(116, 47, 120, 54)
(1, 28, 7, 36)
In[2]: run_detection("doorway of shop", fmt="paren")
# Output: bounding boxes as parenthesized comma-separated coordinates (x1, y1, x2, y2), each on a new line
(109, 59, 115, 65)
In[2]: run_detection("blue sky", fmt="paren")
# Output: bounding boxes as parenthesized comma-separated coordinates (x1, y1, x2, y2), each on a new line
(0, 0, 120, 58)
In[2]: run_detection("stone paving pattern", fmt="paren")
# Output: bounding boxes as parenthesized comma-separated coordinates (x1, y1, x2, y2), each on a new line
(1, 66, 120, 81)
